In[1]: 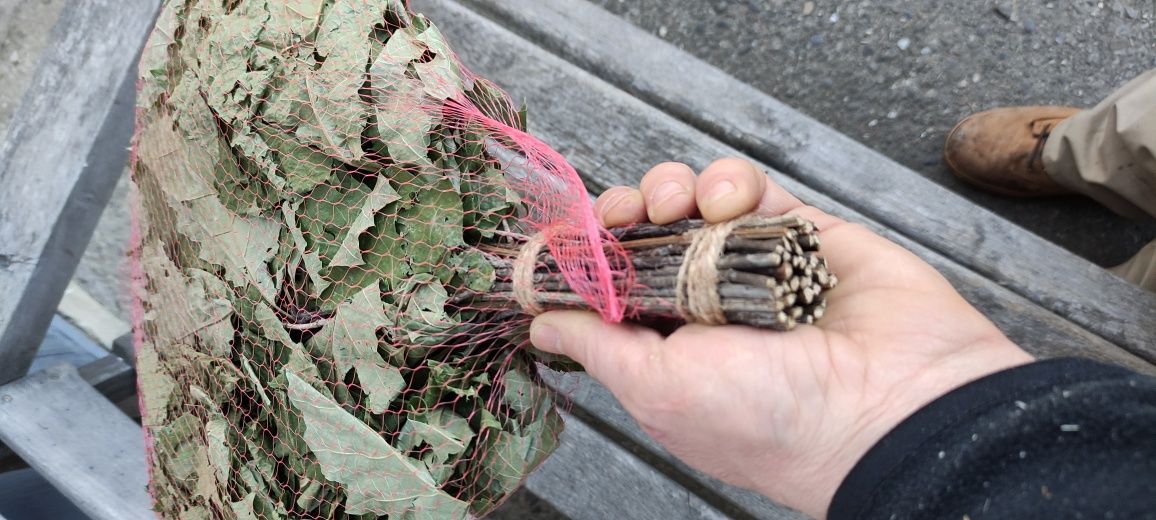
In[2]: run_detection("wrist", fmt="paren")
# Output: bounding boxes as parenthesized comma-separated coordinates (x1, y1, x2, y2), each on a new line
(786, 338, 1034, 519)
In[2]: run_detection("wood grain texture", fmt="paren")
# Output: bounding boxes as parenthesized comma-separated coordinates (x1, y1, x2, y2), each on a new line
(457, 0, 1156, 365)
(0, 0, 159, 384)
(0, 338, 137, 473)
(0, 317, 134, 471)
(0, 354, 136, 473)
(0, 365, 152, 520)
(77, 355, 137, 408)
(525, 411, 733, 520)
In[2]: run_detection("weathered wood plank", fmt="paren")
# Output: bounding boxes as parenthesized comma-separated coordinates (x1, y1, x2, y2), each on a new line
(0, 355, 137, 471)
(0, 0, 160, 385)
(416, 0, 1152, 371)
(1, 354, 136, 471)
(59, 282, 131, 350)
(526, 411, 733, 520)
(0, 364, 152, 520)
(85, 354, 143, 420)
(1, 317, 136, 471)
(458, 0, 1156, 365)
(0, 4, 12, 43)
(77, 355, 138, 409)
(113, 332, 138, 368)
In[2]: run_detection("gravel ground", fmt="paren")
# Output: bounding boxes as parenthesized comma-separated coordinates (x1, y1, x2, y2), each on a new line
(592, 0, 1156, 266)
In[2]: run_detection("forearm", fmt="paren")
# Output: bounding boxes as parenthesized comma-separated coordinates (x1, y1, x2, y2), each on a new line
(829, 358, 1156, 519)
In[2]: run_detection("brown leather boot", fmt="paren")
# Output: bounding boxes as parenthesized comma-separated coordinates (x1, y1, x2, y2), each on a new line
(944, 106, 1081, 197)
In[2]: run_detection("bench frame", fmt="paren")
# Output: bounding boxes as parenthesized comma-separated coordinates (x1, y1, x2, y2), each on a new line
(0, 0, 159, 517)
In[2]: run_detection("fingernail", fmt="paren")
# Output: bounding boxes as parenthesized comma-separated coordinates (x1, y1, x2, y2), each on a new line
(651, 180, 687, 208)
(530, 321, 561, 353)
(706, 180, 737, 203)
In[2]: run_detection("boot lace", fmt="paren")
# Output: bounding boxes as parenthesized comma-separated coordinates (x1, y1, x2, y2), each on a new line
(1028, 121, 1054, 173)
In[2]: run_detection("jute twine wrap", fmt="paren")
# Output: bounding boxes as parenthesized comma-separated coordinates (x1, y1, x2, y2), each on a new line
(513, 217, 761, 322)
(675, 215, 758, 325)
(513, 233, 549, 315)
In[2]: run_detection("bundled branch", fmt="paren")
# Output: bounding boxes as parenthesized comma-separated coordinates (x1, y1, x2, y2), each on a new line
(473, 215, 837, 331)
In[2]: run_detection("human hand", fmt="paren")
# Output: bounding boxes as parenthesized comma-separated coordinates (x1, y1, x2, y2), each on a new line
(529, 158, 1033, 518)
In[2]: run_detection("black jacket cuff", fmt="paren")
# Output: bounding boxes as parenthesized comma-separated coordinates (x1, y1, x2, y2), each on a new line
(828, 357, 1147, 519)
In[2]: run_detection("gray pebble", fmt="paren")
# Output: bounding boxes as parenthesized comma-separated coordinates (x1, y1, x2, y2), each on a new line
(994, 3, 1017, 21)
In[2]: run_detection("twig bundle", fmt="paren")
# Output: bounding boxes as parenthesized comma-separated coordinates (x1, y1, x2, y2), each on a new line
(474, 215, 837, 330)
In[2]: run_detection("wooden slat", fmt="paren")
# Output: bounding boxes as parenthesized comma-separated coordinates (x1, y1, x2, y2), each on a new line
(1, 320, 136, 471)
(458, 0, 1156, 365)
(0, 0, 160, 385)
(80, 353, 142, 420)
(0, 354, 137, 471)
(525, 411, 733, 520)
(0, 364, 152, 520)
(77, 355, 138, 409)
(59, 282, 132, 350)
(113, 332, 138, 368)
(415, 0, 1152, 372)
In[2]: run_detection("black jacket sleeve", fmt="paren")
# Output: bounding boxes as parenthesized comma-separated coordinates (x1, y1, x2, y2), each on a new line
(828, 358, 1156, 520)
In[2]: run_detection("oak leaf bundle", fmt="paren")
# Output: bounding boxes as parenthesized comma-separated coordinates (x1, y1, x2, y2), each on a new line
(131, 1, 836, 518)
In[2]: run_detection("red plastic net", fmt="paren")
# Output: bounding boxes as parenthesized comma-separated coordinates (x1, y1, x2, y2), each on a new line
(130, 1, 630, 518)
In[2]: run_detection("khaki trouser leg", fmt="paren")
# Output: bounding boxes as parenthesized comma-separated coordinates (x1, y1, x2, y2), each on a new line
(1110, 241, 1156, 292)
(1043, 69, 1156, 221)
(1043, 70, 1156, 291)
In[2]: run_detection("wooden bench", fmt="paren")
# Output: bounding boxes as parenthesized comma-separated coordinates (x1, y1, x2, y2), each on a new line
(2, 0, 1153, 519)
(0, 365, 152, 520)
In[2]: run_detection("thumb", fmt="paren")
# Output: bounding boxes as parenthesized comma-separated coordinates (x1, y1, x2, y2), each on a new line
(529, 310, 662, 384)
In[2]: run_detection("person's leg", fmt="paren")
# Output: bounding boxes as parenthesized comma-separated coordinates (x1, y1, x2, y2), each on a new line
(944, 106, 1079, 197)
(1043, 70, 1156, 221)
(1110, 240, 1156, 292)
(945, 70, 1156, 290)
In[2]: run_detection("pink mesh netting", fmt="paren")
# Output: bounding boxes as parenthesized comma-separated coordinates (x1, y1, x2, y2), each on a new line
(130, 1, 629, 518)
(130, 2, 835, 518)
